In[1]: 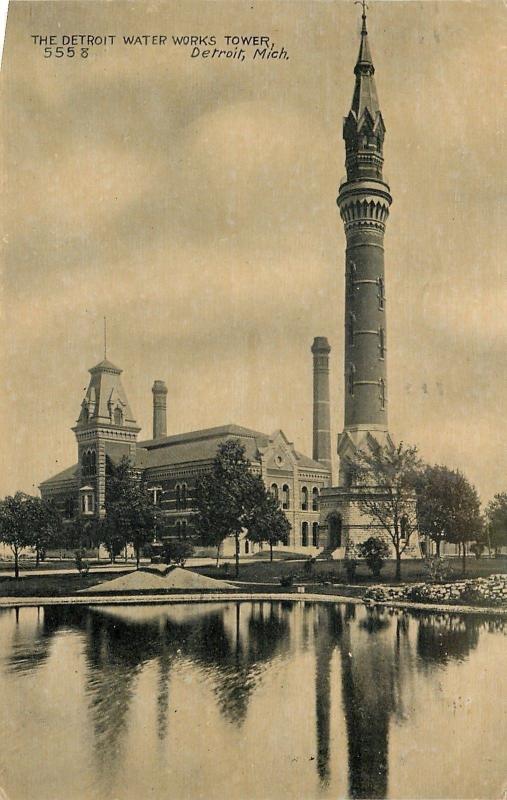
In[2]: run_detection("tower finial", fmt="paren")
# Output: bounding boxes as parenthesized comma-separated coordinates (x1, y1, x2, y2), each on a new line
(103, 316, 107, 360)
(355, 0, 368, 33)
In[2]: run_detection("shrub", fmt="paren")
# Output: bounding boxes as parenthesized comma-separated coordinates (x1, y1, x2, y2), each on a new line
(344, 559, 358, 583)
(280, 573, 294, 588)
(220, 562, 230, 576)
(74, 549, 89, 577)
(162, 539, 195, 567)
(424, 556, 454, 583)
(304, 556, 316, 576)
(357, 536, 390, 579)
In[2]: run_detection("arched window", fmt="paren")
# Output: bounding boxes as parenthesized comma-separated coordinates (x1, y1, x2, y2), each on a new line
(114, 407, 123, 426)
(348, 365, 355, 396)
(312, 522, 319, 547)
(175, 484, 181, 509)
(301, 486, 308, 511)
(244, 539, 250, 554)
(379, 327, 385, 359)
(378, 276, 385, 310)
(400, 515, 408, 540)
(301, 522, 308, 547)
(379, 378, 386, 410)
(81, 449, 96, 477)
(282, 484, 290, 510)
(81, 451, 89, 476)
(271, 484, 279, 503)
(312, 487, 319, 511)
(181, 484, 187, 509)
(181, 519, 187, 537)
(175, 520, 182, 538)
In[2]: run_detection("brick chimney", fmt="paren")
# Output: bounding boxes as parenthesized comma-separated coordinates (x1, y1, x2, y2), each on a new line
(152, 380, 168, 439)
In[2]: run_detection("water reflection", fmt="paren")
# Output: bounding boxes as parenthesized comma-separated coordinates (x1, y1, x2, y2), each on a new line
(0, 602, 504, 800)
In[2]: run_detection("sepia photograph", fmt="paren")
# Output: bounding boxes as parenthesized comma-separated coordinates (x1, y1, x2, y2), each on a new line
(0, 1, 506, 798)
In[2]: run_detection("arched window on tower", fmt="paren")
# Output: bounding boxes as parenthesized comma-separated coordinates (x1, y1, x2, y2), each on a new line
(175, 520, 182, 538)
(81, 451, 89, 476)
(301, 486, 308, 511)
(379, 327, 385, 359)
(282, 484, 290, 510)
(81, 404, 89, 424)
(348, 365, 355, 396)
(181, 484, 187, 510)
(90, 450, 96, 475)
(175, 484, 181, 509)
(378, 277, 385, 310)
(379, 378, 386, 410)
(271, 484, 279, 504)
(114, 407, 124, 426)
(181, 519, 188, 538)
(312, 487, 319, 511)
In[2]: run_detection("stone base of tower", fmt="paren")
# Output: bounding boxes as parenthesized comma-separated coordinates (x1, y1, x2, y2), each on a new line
(319, 484, 422, 561)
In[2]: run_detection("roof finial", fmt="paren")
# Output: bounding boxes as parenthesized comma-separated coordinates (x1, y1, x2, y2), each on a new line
(355, 0, 368, 34)
(103, 316, 107, 360)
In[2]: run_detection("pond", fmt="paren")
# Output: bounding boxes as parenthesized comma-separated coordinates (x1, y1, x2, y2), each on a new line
(0, 601, 505, 800)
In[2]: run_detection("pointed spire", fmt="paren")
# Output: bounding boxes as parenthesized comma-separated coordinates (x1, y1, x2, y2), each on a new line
(355, 0, 373, 71)
(350, 0, 379, 119)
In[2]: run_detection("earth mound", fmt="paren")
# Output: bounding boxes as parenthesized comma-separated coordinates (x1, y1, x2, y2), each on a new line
(80, 565, 235, 594)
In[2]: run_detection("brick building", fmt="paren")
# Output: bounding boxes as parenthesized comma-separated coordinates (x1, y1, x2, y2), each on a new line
(40, 341, 332, 554)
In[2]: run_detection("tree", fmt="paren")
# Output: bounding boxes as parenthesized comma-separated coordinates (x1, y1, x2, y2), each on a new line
(193, 440, 263, 578)
(246, 484, 290, 562)
(485, 493, 507, 556)
(348, 439, 422, 581)
(24, 496, 62, 566)
(104, 457, 157, 567)
(0, 493, 34, 578)
(161, 539, 195, 567)
(417, 465, 482, 574)
(357, 536, 390, 579)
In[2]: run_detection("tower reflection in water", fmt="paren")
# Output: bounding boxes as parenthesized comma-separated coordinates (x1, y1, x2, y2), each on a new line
(1, 601, 503, 800)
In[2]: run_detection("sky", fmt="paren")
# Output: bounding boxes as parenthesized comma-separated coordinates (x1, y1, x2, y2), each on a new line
(1, 0, 506, 505)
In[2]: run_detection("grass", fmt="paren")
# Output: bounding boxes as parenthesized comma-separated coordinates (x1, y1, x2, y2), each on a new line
(0, 571, 131, 597)
(1, 557, 505, 599)
(0, 558, 130, 573)
(195, 557, 507, 586)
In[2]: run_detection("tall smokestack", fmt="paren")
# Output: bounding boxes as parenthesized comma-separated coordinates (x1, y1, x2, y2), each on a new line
(152, 380, 168, 439)
(311, 337, 332, 475)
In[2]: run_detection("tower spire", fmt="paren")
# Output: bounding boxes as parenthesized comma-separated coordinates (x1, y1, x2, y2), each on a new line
(337, 6, 392, 481)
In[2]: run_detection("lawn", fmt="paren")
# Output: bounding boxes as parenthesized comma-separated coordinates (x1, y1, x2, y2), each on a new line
(0, 571, 132, 597)
(195, 556, 507, 586)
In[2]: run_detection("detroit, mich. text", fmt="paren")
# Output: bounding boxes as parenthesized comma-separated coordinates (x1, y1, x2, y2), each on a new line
(30, 34, 289, 61)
